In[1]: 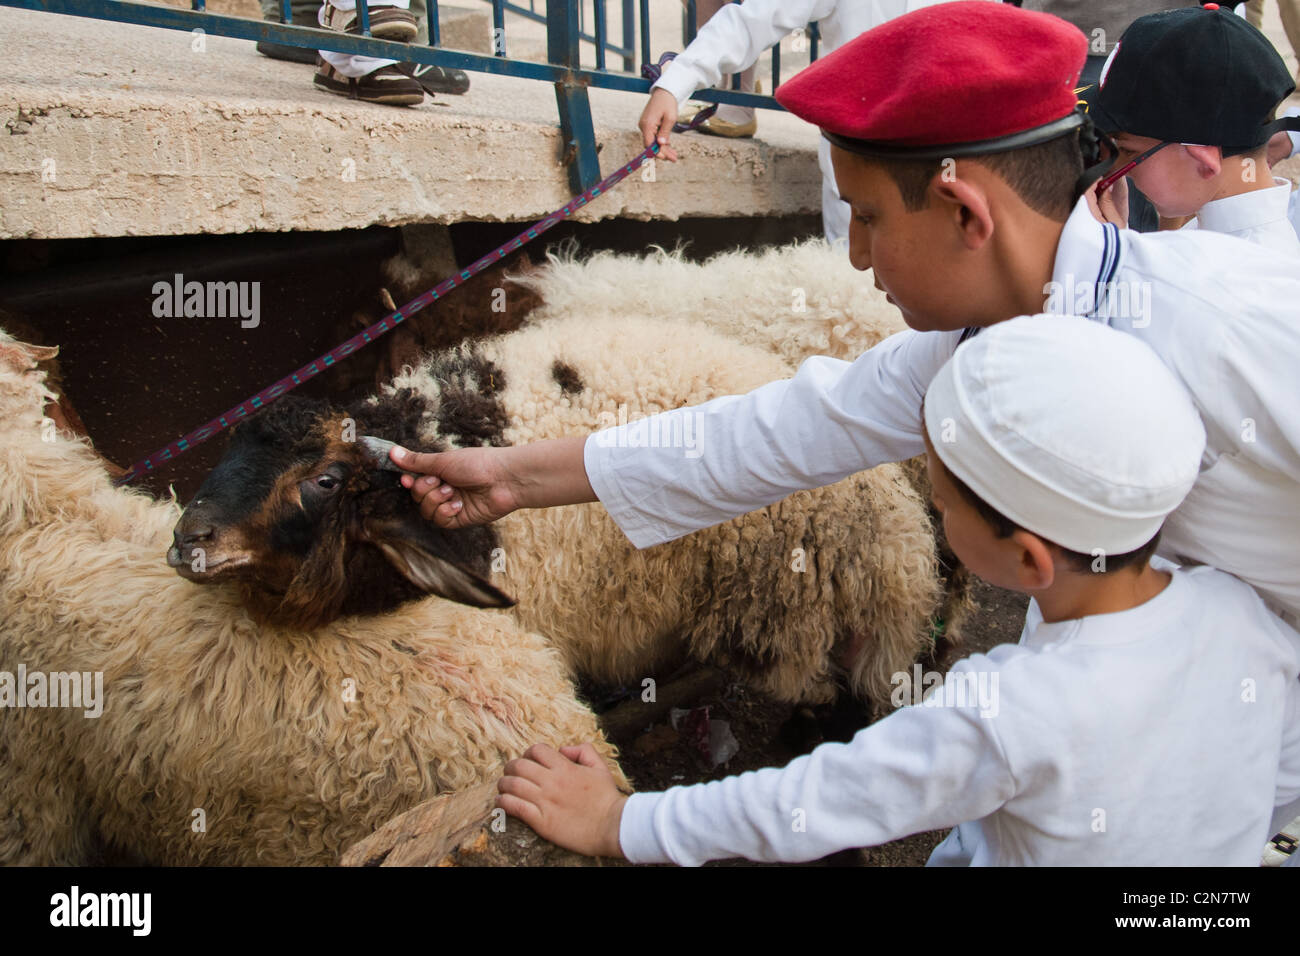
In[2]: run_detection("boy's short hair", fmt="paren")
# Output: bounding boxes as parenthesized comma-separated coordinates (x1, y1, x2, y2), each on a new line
(856, 131, 1084, 222)
(933, 450, 1161, 574)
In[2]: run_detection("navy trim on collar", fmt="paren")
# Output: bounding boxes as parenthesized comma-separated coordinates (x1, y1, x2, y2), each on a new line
(1093, 222, 1121, 322)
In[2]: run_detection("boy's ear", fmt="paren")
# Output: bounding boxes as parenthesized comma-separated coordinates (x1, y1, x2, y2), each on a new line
(929, 173, 995, 251)
(1010, 528, 1057, 591)
(1182, 144, 1223, 180)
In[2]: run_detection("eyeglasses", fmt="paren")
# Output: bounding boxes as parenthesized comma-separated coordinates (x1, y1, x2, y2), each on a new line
(1095, 141, 1173, 194)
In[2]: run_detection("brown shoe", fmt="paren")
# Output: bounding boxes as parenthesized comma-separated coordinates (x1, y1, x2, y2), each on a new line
(320, 3, 418, 42)
(313, 58, 424, 106)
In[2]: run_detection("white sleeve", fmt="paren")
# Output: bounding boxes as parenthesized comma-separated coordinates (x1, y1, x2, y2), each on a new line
(618, 658, 1017, 866)
(1274, 608, 1300, 808)
(650, 0, 840, 106)
(1277, 676, 1300, 809)
(583, 328, 960, 549)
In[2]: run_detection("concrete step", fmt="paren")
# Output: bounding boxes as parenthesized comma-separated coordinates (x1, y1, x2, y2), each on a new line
(0, 4, 822, 240)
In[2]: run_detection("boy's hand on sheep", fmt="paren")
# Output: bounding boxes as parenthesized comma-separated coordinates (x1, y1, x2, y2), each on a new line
(392, 444, 524, 528)
(497, 743, 628, 859)
(392, 437, 597, 527)
(638, 88, 681, 163)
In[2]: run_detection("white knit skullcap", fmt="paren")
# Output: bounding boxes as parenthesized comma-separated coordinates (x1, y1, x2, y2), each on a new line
(923, 315, 1205, 555)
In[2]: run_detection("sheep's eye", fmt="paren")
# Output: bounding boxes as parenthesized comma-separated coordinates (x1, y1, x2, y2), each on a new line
(315, 475, 340, 491)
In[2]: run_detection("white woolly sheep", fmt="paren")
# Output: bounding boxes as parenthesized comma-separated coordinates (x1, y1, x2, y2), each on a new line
(373, 310, 954, 708)
(505, 238, 909, 367)
(0, 328, 625, 866)
(171, 258, 956, 711)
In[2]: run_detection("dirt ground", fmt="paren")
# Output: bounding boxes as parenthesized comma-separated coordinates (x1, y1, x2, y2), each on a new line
(591, 579, 1029, 867)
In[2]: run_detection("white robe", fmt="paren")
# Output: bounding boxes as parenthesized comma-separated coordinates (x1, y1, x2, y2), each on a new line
(619, 563, 1300, 866)
(1180, 177, 1300, 257)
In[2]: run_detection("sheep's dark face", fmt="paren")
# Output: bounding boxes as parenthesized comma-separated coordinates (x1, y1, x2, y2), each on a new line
(169, 393, 512, 629)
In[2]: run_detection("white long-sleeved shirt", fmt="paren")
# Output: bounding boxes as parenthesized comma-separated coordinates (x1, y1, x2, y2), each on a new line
(584, 194, 1300, 622)
(648, 0, 972, 245)
(1180, 177, 1300, 256)
(619, 564, 1300, 866)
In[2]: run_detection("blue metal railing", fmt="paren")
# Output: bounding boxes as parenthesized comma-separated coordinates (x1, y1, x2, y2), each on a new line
(0, 0, 819, 196)
(492, 0, 636, 73)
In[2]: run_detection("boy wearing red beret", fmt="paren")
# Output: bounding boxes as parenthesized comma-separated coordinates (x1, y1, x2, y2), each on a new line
(392, 0, 1300, 626)
(1088, 6, 1300, 253)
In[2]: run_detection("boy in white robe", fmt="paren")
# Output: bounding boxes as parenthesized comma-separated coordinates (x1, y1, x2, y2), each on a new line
(494, 316, 1300, 866)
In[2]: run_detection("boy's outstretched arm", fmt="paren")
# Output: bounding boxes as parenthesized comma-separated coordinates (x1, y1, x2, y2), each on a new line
(496, 743, 628, 859)
(504, 655, 1016, 867)
(394, 328, 958, 546)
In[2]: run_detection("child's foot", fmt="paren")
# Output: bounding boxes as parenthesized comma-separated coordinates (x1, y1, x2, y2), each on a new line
(320, 3, 418, 42)
(313, 59, 425, 106)
(713, 104, 756, 127)
(698, 78, 759, 138)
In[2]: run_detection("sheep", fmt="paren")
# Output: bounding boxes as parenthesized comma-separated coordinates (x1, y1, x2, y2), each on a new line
(0, 327, 625, 866)
(493, 238, 974, 668)
(369, 238, 907, 381)
(503, 238, 908, 368)
(373, 236, 964, 586)
(173, 308, 954, 710)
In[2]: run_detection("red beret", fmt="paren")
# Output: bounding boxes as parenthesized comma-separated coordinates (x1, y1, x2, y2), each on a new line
(775, 1, 1088, 156)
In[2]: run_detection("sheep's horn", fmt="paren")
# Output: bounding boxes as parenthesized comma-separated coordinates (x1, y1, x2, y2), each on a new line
(357, 435, 417, 476)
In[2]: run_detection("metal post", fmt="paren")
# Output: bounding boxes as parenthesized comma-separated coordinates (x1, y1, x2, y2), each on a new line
(639, 0, 650, 73)
(548, 0, 601, 194)
(621, 0, 634, 74)
(492, 0, 506, 55)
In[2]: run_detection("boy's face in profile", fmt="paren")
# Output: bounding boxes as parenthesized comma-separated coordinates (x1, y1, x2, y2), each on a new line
(1110, 131, 1218, 219)
(830, 145, 975, 335)
(923, 427, 1032, 595)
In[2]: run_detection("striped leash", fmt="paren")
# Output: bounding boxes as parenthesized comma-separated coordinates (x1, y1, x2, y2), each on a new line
(112, 142, 661, 487)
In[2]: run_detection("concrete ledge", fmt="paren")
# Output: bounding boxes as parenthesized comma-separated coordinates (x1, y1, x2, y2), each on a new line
(0, 6, 822, 239)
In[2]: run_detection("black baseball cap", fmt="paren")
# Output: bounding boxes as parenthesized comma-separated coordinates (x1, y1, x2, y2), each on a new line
(1087, 5, 1299, 155)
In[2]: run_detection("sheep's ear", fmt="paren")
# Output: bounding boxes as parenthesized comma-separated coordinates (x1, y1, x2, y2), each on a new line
(364, 518, 515, 610)
(0, 336, 58, 372)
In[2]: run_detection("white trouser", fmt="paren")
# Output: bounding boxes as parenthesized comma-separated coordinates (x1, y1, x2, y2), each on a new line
(318, 0, 410, 78)
(817, 136, 850, 250)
